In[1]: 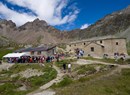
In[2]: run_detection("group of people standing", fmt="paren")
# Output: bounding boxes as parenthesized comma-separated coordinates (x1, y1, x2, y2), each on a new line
(75, 48, 84, 59)
(63, 63, 71, 73)
(114, 53, 126, 61)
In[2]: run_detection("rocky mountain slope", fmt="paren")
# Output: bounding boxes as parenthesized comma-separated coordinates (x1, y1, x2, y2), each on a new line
(0, 5, 130, 46)
(66, 5, 130, 40)
(0, 19, 64, 46)
(0, 36, 10, 47)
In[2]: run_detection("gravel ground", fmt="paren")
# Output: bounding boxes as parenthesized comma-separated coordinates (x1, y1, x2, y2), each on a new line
(11, 68, 44, 78)
(33, 89, 55, 95)
(0, 63, 14, 71)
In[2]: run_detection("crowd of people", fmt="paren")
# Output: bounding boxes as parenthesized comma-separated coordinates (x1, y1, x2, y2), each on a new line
(114, 53, 126, 61)
(3, 53, 66, 64)
(4, 56, 46, 63)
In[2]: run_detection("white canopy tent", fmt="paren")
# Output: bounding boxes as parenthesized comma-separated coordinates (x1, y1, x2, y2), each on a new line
(3, 53, 30, 58)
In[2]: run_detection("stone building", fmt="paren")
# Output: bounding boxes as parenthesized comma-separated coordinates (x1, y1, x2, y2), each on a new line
(66, 37, 128, 58)
(15, 45, 56, 58)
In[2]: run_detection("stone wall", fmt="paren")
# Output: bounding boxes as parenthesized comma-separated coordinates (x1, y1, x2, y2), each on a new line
(66, 38, 128, 58)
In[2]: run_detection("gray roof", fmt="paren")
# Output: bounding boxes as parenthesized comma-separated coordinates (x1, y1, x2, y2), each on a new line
(69, 36, 126, 44)
(84, 41, 104, 47)
(15, 46, 56, 53)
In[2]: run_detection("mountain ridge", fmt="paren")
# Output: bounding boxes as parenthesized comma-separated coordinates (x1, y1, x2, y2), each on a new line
(0, 5, 130, 46)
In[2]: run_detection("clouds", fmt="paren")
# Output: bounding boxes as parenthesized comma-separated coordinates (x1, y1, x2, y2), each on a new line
(0, 3, 36, 26)
(80, 23, 90, 29)
(0, 0, 79, 26)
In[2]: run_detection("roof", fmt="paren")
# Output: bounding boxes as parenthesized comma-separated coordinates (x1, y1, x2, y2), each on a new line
(85, 41, 104, 47)
(3, 53, 30, 58)
(15, 45, 56, 53)
(68, 36, 126, 45)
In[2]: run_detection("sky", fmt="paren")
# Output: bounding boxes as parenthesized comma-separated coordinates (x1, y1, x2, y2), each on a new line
(0, 0, 130, 31)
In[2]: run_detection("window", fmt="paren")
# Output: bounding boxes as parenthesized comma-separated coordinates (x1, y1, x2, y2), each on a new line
(116, 42, 118, 45)
(100, 40, 102, 43)
(74, 44, 76, 46)
(31, 51, 34, 55)
(69, 45, 71, 47)
(37, 51, 41, 55)
(69, 49, 71, 51)
(84, 43, 86, 45)
(91, 47, 94, 52)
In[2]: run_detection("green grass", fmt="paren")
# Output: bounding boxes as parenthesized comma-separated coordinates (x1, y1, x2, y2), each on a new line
(76, 65, 96, 75)
(28, 66, 57, 87)
(127, 50, 130, 56)
(52, 76, 73, 88)
(0, 64, 57, 95)
(0, 48, 14, 59)
(0, 83, 27, 95)
(55, 68, 130, 95)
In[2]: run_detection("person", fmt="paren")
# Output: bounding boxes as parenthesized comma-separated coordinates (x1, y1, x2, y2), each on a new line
(63, 63, 66, 73)
(46, 56, 51, 63)
(41, 56, 45, 63)
(50, 56, 54, 67)
(29, 57, 33, 63)
(68, 63, 71, 73)
(120, 53, 126, 61)
(123, 55, 126, 61)
(80, 49, 84, 57)
(114, 53, 118, 62)
(56, 54, 60, 62)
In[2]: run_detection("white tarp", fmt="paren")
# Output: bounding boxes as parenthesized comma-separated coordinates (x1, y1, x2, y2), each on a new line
(3, 53, 30, 58)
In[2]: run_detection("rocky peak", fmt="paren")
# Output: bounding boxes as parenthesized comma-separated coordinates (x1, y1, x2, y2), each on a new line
(18, 18, 49, 31)
(121, 5, 130, 14)
(33, 18, 48, 26)
(0, 19, 16, 28)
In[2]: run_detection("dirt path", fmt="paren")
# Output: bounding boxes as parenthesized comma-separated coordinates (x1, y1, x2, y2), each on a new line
(27, 65, 64, 95)
(27, 59, 130, 95)
(75, 59, 118, 66)
(75, 59, 130, 68)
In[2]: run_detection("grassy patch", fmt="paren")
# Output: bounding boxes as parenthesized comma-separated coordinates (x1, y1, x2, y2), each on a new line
(0, 83, 26, 95)
(77, 70, 109, 82)
(127, 49, 130, 55)
(55, 68, 130, 95)
(73, 64, 115, 82)
(28, 66, 57, 87)
(0, 48, 14, 59)
(0, 64, 57, 95)
(76, 65, 96, 75)
(52, 76, 73, 88)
